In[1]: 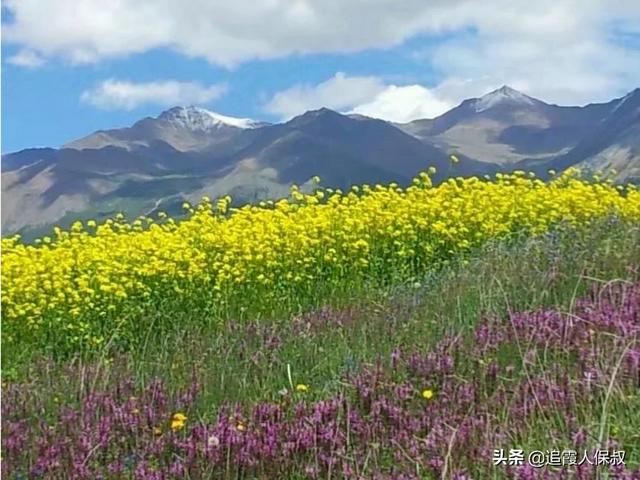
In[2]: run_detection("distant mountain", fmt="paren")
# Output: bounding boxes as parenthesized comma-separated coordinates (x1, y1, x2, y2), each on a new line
(2, 87, 639, 238)
(518, 89, 640, 181)
(218, 107, 487, 188)
(397, 86, 616, 165)
(65, 106, 268, 152)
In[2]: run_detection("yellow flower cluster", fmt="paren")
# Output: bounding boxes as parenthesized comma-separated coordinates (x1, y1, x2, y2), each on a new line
(2, 169, 639, 351)
(295, 383, 310, 393)
(170, 412, 187, 431)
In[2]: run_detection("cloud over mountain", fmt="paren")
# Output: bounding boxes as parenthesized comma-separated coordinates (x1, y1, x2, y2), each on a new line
(264, 73, 387, 120)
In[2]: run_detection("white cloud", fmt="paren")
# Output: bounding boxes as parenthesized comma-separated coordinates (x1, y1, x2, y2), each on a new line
(264, 72, 386, 119)
(3, 0, 640, 104)
(265, 75, 455, 123)
(80, 79, 228, 110)
(425, 21, 640, 106)
(3, 0, 439, 67)
(350, 85, 453, 123)
(6, 49, 45, 68)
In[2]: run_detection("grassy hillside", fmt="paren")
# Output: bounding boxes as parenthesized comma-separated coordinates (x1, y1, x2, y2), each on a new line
(2, 169, 640, 478)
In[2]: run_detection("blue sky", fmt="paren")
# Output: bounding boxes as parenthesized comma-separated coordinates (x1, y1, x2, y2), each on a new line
(1, 37, 444, 152)
(2, 0, 640, 153)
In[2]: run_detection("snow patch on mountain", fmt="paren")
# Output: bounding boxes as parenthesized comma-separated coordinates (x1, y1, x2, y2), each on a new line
(473, 86, 536, 113)
(158, 106, 261, 130)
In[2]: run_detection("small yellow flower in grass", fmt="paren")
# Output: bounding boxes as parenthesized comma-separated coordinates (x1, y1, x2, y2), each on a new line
(295, 383, 309, 393)
(170, 412, 187, 431)
(421, 389, 435, 400)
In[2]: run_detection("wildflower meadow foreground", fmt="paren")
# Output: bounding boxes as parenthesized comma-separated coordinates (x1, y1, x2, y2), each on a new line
(4, 280, 640, 479)
(2, 169, 640, 479)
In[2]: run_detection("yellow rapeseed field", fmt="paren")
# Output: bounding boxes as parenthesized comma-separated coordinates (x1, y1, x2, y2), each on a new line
(2, 169, 639, 352)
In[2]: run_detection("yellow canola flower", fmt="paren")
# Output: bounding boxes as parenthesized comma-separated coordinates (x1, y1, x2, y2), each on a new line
(2, 169, 639, 353)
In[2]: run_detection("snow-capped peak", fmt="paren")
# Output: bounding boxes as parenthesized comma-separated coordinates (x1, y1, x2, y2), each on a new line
(473, 86, 536, 112)
(158, 106, 261, 130)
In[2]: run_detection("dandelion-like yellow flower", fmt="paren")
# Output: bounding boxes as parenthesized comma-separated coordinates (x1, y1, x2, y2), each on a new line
(295, 383, 309, 393)
(421, 389, 435, 400)
(170, 412, 187, 431)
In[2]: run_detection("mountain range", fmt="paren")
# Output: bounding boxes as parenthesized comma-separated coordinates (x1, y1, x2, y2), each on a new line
(3, 86, 639, 238)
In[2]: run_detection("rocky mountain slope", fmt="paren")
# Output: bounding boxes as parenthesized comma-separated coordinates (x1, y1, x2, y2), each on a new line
(397, 86, 629, 166)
